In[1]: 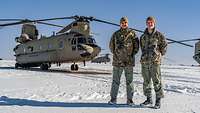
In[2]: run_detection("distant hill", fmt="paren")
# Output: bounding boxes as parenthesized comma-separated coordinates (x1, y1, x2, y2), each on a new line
(0, 58, 2, 60)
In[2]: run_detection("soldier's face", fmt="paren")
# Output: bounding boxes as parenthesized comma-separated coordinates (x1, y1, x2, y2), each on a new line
(120, 21, 128, 29)
(146, 20, 155, 30)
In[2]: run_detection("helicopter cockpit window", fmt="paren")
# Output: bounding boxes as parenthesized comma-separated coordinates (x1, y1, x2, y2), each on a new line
(78, 37, 86, 44)
(88, 38, 96, 44)
(71, 38, 76, 45)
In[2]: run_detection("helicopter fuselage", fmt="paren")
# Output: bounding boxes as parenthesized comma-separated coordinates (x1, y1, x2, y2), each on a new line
(14, 32, 101, 69)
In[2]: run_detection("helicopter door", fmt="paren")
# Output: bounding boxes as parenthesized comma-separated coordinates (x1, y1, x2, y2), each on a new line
(71, 38, 77, 51)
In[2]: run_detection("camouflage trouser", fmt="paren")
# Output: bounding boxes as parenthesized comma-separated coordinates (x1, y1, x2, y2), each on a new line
(141, 63, 164, 98)
(110, 66, 134, 100)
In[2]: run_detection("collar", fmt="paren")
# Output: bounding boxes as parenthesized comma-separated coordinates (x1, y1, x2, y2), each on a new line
(144, 28, 156, 35)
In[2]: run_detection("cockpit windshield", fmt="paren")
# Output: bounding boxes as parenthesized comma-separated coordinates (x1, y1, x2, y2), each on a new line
(78, 37, 86, 44)
(88, 38, 96, 44)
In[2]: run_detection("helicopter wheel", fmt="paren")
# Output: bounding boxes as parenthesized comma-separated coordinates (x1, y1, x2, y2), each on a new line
(75, 64, 78, 71)
(40, 63, 49, 70)
(15, 63, 20, 69)
(71, 64, 79, 71)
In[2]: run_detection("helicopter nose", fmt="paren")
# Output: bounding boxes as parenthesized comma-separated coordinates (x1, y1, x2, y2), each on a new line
(79, 44, 101, 58)
(79, 44, 93, 57)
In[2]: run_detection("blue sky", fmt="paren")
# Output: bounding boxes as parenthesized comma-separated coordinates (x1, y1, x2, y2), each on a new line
(0, 0, 200, 65)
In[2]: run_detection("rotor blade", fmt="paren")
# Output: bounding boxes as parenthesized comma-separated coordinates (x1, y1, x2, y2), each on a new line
(166, 38, 193, 47)
(0, 19, 23, 21)
(168, 38, 200, 44)
(90, 17, 193, 47)
(33, 16, 76, 22)
(0, 20, 32, 27)
(37, 21, 64, 28)
(0, 16, 76, 27)
(57, 21, 76, 34)
(90, 17, 144, 33)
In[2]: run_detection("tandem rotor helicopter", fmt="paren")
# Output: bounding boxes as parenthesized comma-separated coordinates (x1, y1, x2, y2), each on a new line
(0, 15, 200, 71)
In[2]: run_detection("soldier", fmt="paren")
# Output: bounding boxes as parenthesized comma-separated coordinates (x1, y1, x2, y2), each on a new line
(108, 17, 139, 105)
(140, 16, 167, 109)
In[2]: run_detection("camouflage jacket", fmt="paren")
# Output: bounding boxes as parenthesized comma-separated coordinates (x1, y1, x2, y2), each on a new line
(140, 28, 167, 64)
(109, 28, 139, 67)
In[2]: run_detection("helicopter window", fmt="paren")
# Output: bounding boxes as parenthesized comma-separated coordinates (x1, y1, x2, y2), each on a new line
(48, 43, 53, 49)
(77, 44, 85, 50)
(39, 45, 42, 50)
(73, 23, 78, 26)
(71, 38, 76, 45)
(28, 46, 33, 52)
(59, 41, 64, 49)
(88, 38, 96, 44)
(78, 37, 86, 44)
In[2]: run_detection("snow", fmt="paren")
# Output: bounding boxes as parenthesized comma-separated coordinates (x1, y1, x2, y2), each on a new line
(0, 60, 200, 113)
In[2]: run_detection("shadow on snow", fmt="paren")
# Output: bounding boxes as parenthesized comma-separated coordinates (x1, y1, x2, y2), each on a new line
(0, 96, 144, 108)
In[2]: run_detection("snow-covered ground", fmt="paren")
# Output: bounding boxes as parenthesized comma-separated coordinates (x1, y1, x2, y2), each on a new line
(0, 60, 200, 113)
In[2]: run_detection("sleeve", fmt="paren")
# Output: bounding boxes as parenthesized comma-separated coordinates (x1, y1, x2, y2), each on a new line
(109, 33, 115, 54)
(158, 33, 168, 56)
(132, 32, 139, 55)
(140, 34, 144, 52)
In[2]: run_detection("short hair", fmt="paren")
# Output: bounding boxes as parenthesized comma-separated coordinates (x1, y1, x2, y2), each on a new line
(146, 16, 156, 23)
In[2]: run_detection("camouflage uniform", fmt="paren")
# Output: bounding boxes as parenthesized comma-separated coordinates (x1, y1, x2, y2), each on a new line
(109, 27, 139, 101)
(140, 28, 167, 99)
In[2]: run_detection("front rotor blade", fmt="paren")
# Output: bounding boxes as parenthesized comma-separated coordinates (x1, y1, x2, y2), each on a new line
(91, 17, 193, 47)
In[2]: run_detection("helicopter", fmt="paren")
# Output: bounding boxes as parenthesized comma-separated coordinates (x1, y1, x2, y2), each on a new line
(0, 15, 199, 71)
(0, 16, 107, 71)
(168, 38, 200, 64)
(91, 53, 111, 64)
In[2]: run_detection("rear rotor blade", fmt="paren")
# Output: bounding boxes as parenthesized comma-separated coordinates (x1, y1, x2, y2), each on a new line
(168, 38, 200, 44)
(37, 21, 64, 28)
(33, 16, 76, 22)
(167, 38, 193, 47)
(0, 16, 76, 27)
(0, 19, 23, 21)
(0, 19, 32, 27)
(90, 17, 144, 33)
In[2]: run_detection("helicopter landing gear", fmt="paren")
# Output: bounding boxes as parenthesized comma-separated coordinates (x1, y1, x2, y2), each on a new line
(40, 63, 51, 70)
(71, 63, 78, 71)
(15, 63, 20, 69)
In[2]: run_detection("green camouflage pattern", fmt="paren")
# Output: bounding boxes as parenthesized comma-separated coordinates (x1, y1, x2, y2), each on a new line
(141, 64, 164, 98)
(109, 28, 139, 67)
(140, 28, 167, 64)
(110, 66, 134, 100)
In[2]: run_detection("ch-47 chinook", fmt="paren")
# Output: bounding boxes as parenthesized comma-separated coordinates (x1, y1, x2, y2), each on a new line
(0, 16, 110, 71)
(91, 53, 111, 64)
(168, 38, 200, 64)
(0, 15, 199, 71)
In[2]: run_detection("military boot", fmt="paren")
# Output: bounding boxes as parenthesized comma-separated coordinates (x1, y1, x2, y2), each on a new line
(108, 98, 117, 105)
(140, 96, 153, 106)
(154, 97, 161, 109)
